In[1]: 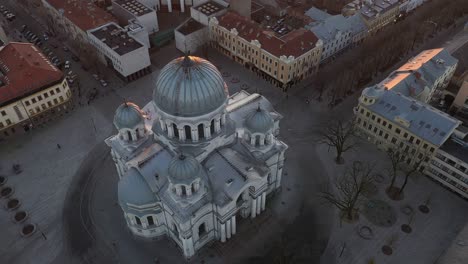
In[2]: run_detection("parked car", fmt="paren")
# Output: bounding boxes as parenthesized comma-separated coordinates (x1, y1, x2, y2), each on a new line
(92, 74, 99, 80)
(6, 13, 15, 21)
(0, 6, 5, 12)
(50, 43, 58, 49)
(100, 79, 108, 87)
(20, 24, 27, 32)
(64, 61, 70, 69)
(36, 41, 43, 47)
(43, 34, 49, 41)
(63, 46, 69, 52)
(67, 70, 73, 76)
(71, 55, 80, 62)
(81, 65, 89, 71)
(67, 77, 74, 84)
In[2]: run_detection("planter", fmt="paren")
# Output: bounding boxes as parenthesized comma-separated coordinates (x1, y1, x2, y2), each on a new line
(419, 205, 430, 214)
(13, 211, 28, 224)
(401, 224, 412, 234)
(357, 225, 374, 240)
(0, 186, 14, 198)
(0, 176, 6, 186)
(21, 224, 36, 237)
(382, 245, 393, 255)
(6, 198, 20, 211)
(401, 205, 414, 216)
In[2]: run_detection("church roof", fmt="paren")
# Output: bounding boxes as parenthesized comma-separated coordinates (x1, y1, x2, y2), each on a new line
(153, 55, 228, 117)
(245, 106, 274, 133)
(113, 102, 144, 129)
(118, 167, 157, 206)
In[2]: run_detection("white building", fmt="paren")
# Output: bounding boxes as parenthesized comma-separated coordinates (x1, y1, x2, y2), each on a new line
(88, 23, 151, 81)
(112, 0, 159, 34)
(137, 0, 209, 12)
(105, 55, 288, 258)
(175, 0, 227, 53)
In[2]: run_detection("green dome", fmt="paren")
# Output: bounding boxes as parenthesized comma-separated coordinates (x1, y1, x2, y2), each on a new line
(153, 56, 228, 117)
(168, 154, 202, 185)
(245, 107, 274, 133)
(113, 102, 144, 130)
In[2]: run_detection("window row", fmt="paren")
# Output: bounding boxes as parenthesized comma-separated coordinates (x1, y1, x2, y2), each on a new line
(24, 87, 62, 106)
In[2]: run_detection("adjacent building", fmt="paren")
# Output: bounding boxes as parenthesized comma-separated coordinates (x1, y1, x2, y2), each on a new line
(0, 43, 72, 140)
(175, 0, 228, 53)
(399, 0, 424, 13)
(88, 23, 151, 81)
(380, 48, 458, 103)
(0, 25, 8, 47)
(106, 55, 287, 258)
(343, 0, 399, 33)
(210, 11, 323, 90)
(112, 0, 159, 33)
(41, 0, 117, 46)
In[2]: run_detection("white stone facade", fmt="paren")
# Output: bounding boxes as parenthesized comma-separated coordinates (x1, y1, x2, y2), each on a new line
(105, 57, 288, 259)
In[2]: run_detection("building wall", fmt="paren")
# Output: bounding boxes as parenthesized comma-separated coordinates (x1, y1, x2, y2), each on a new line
(137, 11, 159, 33)
(361, 5, 399, 33)
(175, 25, 208, 53)
(319, 29, 352, 61)
(452, 80, 468, 111)
(209, 19, 323, 89)
(354, 98, 439, 167)
(425, 148, 468, 198)
(0, 78, 72, 139)
(190, 6, 227, 26)
(0, 25, 9, 46)
(88, 30, 151, 78)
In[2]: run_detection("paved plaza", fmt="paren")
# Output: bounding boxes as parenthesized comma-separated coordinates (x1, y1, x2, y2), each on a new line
(0, 9, 467, 264)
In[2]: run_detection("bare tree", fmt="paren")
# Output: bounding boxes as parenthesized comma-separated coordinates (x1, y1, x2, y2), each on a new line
(398, 153, 429, 195)
(319, 161, 375, 221)
(317, 119, 356, 164)
(386, 148, 405, 192)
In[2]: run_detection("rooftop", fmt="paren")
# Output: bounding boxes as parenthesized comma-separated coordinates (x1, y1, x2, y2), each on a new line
(362, 87, 460, 146)
(305, 7, 332, 22)
(193, 1, 226, 16)
(359, 0, 399, 20)
(89, 23, 144, 56)
(113, 0, 153, 16)
(0, 42, 63, 106)
(306, 14, 353, 42)
(176, 18, 205, 35)
(216, 11, 320, 58)
(452, 42, 468, 76)
(441, 139, 468, 164)
(45, 0, 117, 31)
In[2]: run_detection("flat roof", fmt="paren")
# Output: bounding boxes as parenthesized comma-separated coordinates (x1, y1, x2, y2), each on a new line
(45, 0, 117, 31)
(0, 42, 63, 106)
(194, 1, 225, 16)
(113, 0, 153, 16)
(89, 23, 144, 56)
(176, 18, 205, 35)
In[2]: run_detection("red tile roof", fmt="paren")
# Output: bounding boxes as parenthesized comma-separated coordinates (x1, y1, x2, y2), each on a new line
(0, 42, 63, 105)
(46, 0, 117, 31)
(217, 11, 319, 58)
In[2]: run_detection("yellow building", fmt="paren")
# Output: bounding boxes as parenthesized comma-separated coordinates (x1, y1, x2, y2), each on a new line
(359, 0, 400, 34)
(209, 11, 323, 90)
(0, 42, 72, 140)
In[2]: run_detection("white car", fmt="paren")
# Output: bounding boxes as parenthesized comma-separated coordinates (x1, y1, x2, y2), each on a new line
(64, 61, 70, 69)
(92, 74, 99, 80)
(100, 79, 108, 87)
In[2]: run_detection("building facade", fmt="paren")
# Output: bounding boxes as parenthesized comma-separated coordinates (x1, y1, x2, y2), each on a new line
(210, 12, 323, 90)
(88, 23, 151, 81)
(0, 43, 72, 140)
(105, 55, 287, 258)
(355, 0, 400, 34)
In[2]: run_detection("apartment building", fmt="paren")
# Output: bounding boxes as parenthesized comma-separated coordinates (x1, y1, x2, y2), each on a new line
(210, 11, 323, 90)
(88, 23, 151, 81)
(42, 0, 117, 46)
(112, 0, 159, 33)
(380, 48, 458, 103)
(0, 43, 72, 140)
(343, 0, 400, 33)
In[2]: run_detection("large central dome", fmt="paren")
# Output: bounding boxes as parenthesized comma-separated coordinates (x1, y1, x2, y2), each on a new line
(153, 56, 228, 117)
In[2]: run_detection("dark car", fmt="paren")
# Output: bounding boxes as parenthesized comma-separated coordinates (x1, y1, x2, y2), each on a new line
(20, 24, 27, 32)
(50, 43, 58, 49)
(71, 55, 80, 62)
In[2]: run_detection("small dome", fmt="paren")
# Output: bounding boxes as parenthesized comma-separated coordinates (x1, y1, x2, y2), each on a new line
(114, 102, 144, 130)
(168, 154, 202, 185)
(245, 106, 274, 133)
(153, 55, 228, 117)
(118, 168, 157, 206)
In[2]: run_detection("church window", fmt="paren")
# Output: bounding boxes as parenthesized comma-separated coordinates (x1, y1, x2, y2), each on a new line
(198, 123, 205, 139)
(185, 125, 192, 140)
(181, 185, 187, 196)
(135, 216, 142, 226)
(173, 123, 179, 138)
(127, 131, 132, 141)
(198, 223, 207, 237)
(210, 120, 215, 135)
(147, 216, 155, 226)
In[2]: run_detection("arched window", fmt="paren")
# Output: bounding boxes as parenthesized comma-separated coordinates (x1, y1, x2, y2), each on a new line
(198, 223, 207, 237)
(191, 183, 196, 193)
(198, 123, 205, 139)
(255, 135, 260, 147)
(135, 216, 142, 226)
(127, 131, 132, 141)
(135, 128, 139, 139)
(210, 119, 215, 134)
(173, 123, 179, 138)
(147, 216, 155, 226)
(185, 125, 192, 140)
(181, 185, 187, 196)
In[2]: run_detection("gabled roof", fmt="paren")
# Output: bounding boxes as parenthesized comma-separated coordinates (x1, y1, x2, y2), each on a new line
(0, 42, 63, 106)
(307, 14, 353, 42)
